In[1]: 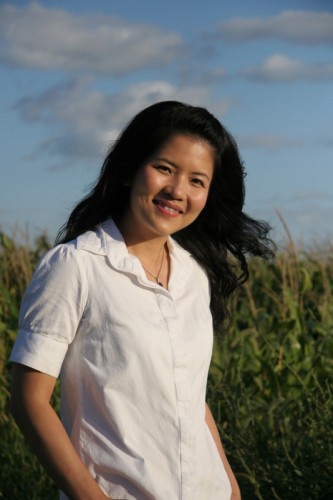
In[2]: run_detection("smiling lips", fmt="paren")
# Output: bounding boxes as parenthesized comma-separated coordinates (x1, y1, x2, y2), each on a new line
(153, 199, 183, 217)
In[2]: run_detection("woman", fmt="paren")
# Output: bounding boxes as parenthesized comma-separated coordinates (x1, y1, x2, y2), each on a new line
(10, 101, 273, 499)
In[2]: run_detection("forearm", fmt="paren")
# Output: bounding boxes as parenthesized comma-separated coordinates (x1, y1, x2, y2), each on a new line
(205, 403, 241, 499)
(11, 365, 109, 500)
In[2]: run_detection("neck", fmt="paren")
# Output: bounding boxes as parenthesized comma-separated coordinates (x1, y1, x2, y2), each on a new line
(125, 238, 170, 289)
(115, 214, 168, 261)
(115, 217, 170, 287)
(127, 238, 167, 266)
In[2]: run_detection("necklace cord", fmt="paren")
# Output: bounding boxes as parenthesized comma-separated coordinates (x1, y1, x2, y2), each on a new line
(142, 246, 165, 287)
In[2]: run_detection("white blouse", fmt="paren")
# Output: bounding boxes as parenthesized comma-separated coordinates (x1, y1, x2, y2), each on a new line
(10, 219, 231, 500)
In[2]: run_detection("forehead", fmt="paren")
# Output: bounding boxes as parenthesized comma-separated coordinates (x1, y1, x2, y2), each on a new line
(154, 134, 215, 162)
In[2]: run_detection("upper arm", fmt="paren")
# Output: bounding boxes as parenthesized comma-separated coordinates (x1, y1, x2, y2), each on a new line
(10, 244, 87, 379)
(18, 244, 87, 345)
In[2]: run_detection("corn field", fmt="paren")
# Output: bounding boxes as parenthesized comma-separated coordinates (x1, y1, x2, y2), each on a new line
(0, 229, 332, 499)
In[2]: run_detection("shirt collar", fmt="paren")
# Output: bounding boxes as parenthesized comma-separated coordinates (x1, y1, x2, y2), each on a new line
(75, 218, 194, 290)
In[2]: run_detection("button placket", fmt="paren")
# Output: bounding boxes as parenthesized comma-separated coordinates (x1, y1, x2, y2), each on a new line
(156, 291, 195, 499)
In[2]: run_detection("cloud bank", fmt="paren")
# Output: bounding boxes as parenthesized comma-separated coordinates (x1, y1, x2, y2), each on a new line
(239, 132, 304, 151)
(13, 78, 231, 161)
(243, 54, 333, 82)
(0, 1, 183, 74)
(2, 3, 331, 164)
(216, 10, 333, 45)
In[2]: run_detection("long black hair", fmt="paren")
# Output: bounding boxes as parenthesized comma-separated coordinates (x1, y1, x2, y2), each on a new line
(56, 101, 274, 329)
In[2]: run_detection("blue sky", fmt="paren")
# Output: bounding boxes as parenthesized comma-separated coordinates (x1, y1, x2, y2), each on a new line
(1, 0, 332, 247)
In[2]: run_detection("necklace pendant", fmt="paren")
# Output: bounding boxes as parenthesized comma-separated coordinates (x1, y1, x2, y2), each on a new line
(141, 245, 166, 288)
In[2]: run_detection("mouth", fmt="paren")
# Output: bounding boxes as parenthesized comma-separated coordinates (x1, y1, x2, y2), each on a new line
(153, 199, 183, 215)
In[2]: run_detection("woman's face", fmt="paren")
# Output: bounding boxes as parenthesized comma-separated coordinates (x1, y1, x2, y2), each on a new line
(120, 134, 215, 243)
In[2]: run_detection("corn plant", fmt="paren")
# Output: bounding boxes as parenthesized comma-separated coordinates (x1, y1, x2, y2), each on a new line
(1, 229, 333, 499)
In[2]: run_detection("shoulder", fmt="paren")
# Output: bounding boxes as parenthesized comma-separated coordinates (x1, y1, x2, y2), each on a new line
(44, 221, 111, 266)
(38, 219, 127, 278)
(31, 228, 104, 284)
(27, 243, 86, 296)
(41, 238, 90, 266)
(35, 242, 80, 273)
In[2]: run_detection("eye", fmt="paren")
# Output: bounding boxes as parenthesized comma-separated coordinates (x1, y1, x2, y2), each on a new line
(155, 164, 172, 174)
(191, 178, 205, 188)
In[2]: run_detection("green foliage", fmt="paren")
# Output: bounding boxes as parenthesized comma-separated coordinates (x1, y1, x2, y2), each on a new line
(209, 244, 333, 499)
(0, 230, 57, 499)
(1, 231, 333, 499)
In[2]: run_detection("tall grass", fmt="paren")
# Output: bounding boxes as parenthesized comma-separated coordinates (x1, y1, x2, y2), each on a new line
(209, 236, 333, 499)
(0, 230, 57, 499)
(1, 229, 333, 499)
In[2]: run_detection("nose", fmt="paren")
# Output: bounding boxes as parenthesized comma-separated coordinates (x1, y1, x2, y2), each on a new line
(164, 175, 186, 200)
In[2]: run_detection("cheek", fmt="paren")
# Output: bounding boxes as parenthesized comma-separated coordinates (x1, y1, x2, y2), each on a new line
(137, 168, 161, 194)
(144, 171, 159, 191)
(191, 191, 210, 212)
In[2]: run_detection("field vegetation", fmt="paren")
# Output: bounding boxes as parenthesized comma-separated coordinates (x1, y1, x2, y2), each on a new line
(1, 228, 332, 499)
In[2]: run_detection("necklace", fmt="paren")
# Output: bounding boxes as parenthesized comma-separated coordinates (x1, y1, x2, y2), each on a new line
(142, 246, 165, 287)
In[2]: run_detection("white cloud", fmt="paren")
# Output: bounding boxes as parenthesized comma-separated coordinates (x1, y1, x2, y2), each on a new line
(242, 54, 333, 82)
(239, 132, 304, 151)
(273, 204, 333, 244)
(0, 1, 183, 74)
(282, 191, 333, 204)
(248, 203, 333, 247)
(216, 10, 333, 45)
(197, 67, 228, 84)
(13, 78, 231, 162)
(252, 190, 333, 245)
(319, 135, 333, 147)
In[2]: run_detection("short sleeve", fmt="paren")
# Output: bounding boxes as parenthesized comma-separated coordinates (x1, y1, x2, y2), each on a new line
(9, 243, 87, 377)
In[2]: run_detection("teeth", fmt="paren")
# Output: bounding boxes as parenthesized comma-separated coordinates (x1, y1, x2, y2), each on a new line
(163, 205, 178, 214)
(155, 200, 179, 214)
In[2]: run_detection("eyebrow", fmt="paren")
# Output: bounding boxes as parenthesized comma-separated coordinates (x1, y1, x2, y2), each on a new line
(154, 157, 212, 180)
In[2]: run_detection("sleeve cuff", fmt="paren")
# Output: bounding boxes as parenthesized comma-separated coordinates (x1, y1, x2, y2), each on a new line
(9, 329, 69, 378)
